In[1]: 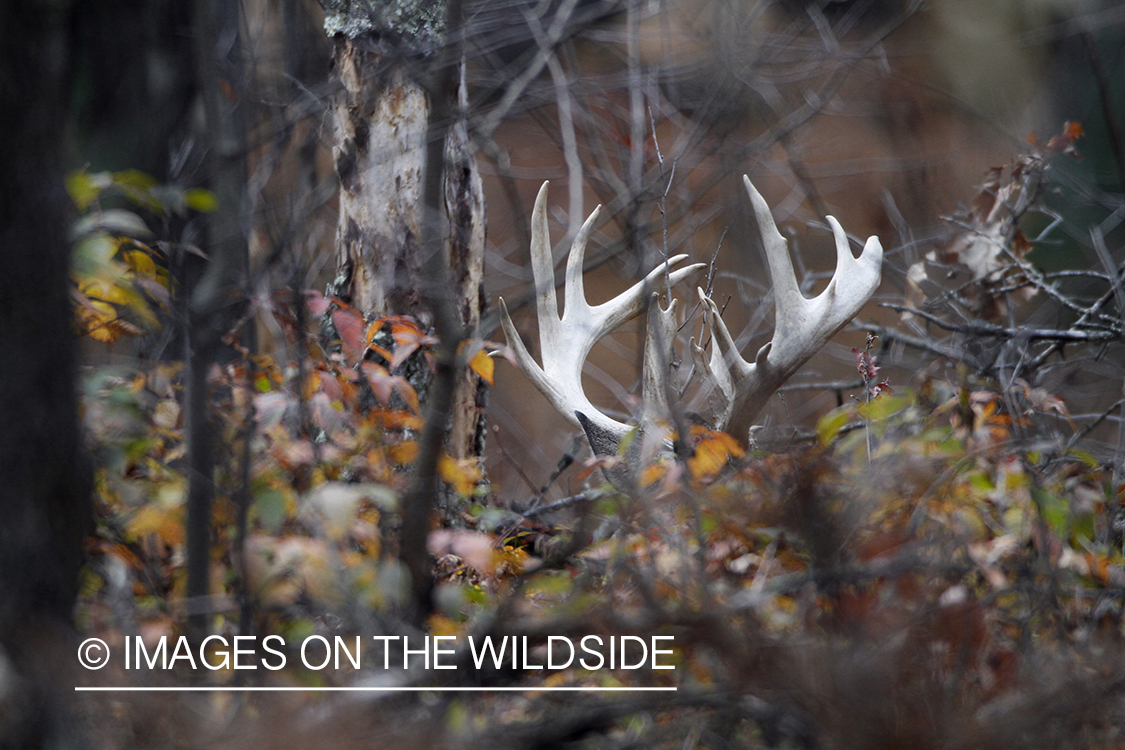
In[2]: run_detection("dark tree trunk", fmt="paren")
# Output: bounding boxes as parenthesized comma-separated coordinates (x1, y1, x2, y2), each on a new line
(0, 0, 92, 745)
(184, 0, 250, 641)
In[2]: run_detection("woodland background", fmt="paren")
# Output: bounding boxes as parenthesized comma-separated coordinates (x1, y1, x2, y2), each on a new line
(2, 0, 1125, 748)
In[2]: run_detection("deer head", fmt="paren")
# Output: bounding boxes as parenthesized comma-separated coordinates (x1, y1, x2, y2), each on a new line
(498, 176, 882, 462)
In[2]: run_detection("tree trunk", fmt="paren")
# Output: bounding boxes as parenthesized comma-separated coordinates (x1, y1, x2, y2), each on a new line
(0, 0, 92, 745)
(184, 0, 250, 642)
(326, 1, 486, 459)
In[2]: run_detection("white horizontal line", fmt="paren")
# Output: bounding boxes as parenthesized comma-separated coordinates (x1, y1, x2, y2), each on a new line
(75, 686, 677, 692)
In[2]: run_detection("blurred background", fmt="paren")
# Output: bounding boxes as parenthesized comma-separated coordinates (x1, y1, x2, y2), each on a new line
(2, 4, 1122, 747)
(61, 0, 1125, 497)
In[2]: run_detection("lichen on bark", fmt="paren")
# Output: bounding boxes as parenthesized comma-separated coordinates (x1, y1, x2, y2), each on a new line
(322, 0, 446, 44)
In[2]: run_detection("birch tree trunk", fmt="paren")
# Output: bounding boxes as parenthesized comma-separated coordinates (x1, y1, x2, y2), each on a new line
(324, 1, 486, 459)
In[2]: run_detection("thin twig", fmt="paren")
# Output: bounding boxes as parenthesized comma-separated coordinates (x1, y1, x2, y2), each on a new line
(880, 303, 1121, 343)
(855, 322, 963, 362)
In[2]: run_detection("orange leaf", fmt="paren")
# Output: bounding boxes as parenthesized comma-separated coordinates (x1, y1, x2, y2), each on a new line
(639, 463, 667, 488)
(389, 441, 418, 465)
(395, 379, 420, 414)
(575, 456, 620, 482)
(686, 429, 742, 481)
(380, 411, 424, 431)
(126, 503, 185, 546)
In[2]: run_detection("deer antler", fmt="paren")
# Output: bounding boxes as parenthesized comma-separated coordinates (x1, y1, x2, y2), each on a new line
(498, 182, 704, 450)
(500, 177, 881, 462)
(692, 176, 883, 441)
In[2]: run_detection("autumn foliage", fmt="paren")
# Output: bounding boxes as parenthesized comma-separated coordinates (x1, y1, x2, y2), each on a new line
(67, 133, 1125, 749)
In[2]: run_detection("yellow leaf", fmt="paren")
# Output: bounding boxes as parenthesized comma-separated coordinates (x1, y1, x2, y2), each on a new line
(427, 613, 462, 638)
(185, 187, 218, 213)
(686, 430, 742, 481)
(468, 347, 494, 385)
(153, 399, 181, 431)
(816, 408, 851, 445)
(126, 503, 184, 546)
(688, 440, 727, 479)
(639, 463, 667, 488)
(66, 170, 103, 210)
(438, 455, 482, 496)
(495, 545, 533, 576)
(124, 249, 158, 279)
(74, 298, 146, 342)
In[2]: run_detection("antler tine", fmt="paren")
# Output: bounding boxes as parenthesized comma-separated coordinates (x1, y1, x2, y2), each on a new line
(744, 175, 803, 320)
(562, 198, 599, 322)
(499, 182, 705, 443)
(593, 255, 701, 334)
(642, 294, 680, 420)
(694, 176, 882, 441)
(529, 181, 562, 333)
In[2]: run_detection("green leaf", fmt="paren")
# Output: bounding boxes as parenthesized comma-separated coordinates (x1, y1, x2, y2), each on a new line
(1065, 448, 1101, 469)
(617, 425, 640, 457)
(1072, 510, 1096, 546)
(968, 471, 994, 492)
(71, 234, 120, 278)
(113, 170, 163, 214)
(112, 169, 158, 191)
(66, 171, 104, 210)
(855, 393, 910, 423)
(254, 488, 290, 533)
(1033, 487, 1068, 537)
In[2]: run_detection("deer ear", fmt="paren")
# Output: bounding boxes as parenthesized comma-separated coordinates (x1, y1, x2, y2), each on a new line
(575, 411, 620, 458)
(576, 411, 639, 490)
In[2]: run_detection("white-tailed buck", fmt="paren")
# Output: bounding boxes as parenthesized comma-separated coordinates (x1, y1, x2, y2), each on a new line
(499, 176, 883, 461)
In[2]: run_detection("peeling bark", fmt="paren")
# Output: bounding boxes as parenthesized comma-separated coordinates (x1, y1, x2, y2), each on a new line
(328, 8, 486, 459)
(332, 44, 429, 318)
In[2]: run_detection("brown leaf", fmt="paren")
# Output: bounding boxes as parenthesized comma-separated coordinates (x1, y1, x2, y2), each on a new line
(361, 362, 395, 404)
(389, 340, 420, 371)
(304, 289, 332, 318)
(969, 166, 1003, 226)
(332, 308, 366, 364)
